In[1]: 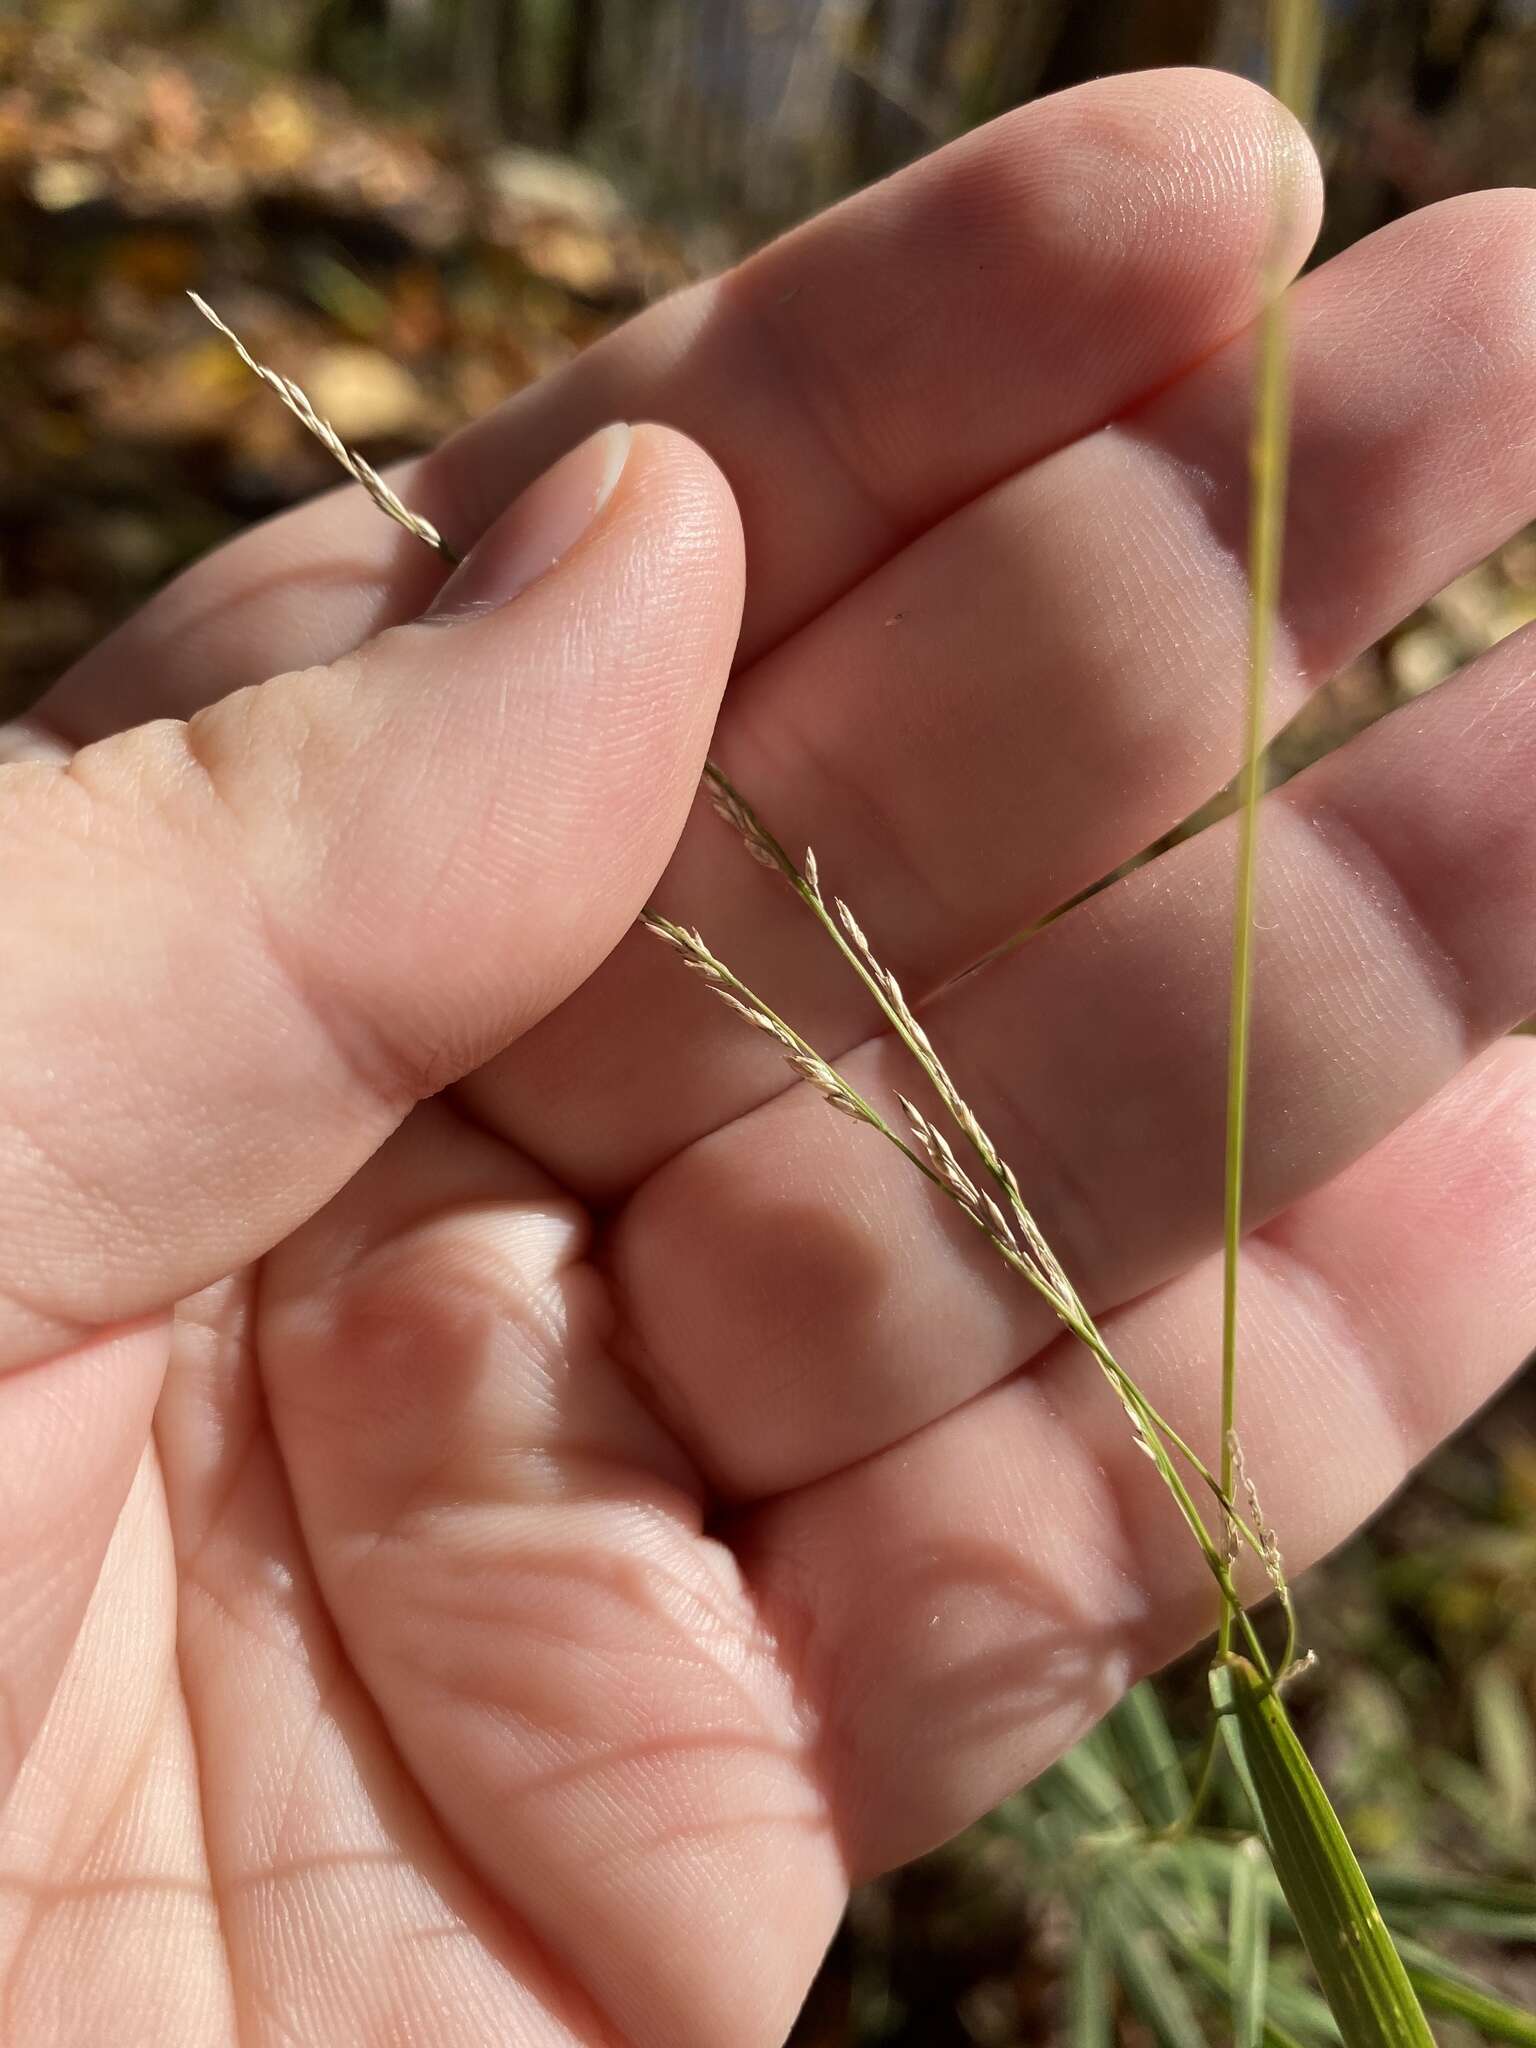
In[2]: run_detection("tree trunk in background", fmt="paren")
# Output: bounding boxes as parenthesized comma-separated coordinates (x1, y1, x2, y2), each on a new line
(559, 0, 603, 140)
(1409, 0, 1499, 113)
(454, 0, 525, 143)
(1034, 0, 1222, 98)
(845, 0, 893, 182)
(308, 0, 387, 77)
(152, 0, 1536, 250)
(1315, 0, 1507, 258)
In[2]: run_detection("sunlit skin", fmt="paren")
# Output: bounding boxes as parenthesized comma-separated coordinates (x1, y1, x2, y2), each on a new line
(2, 67, 1535, 2048)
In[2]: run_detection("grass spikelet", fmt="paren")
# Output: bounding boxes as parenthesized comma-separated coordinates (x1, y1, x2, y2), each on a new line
(641, 913, 871, 1122)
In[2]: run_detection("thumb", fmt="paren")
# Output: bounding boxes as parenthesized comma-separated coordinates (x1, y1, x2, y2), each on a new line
(1, 423, 743, 1369)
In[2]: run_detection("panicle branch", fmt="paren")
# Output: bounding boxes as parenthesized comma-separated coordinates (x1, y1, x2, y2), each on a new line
(189, 293, 456, 560)
(648, 792, 1282, 1670)
(643, 914, 870, 1124)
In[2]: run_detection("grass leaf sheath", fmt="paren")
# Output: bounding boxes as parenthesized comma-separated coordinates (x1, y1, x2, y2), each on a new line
(1212, 1658, 1436, 2048)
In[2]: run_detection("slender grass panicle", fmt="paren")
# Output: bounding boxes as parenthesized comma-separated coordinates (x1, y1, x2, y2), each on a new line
(188, 292, 459, 561)
(666, 765, 1294, 1689)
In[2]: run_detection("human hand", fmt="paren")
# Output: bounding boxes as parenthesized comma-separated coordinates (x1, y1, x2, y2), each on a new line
(3, 68, 1534, 2048)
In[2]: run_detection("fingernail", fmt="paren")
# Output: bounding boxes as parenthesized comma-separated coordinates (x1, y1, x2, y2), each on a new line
(426, 422, 632, 621)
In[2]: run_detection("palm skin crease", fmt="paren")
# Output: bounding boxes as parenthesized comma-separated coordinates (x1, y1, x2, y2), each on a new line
(2, 65, 1536, 2048)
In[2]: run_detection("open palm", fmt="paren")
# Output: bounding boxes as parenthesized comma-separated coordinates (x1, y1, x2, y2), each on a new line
(3, 69, 1535, 2048)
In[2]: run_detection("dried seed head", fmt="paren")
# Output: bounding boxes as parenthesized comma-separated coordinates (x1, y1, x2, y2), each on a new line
(1277, 1649, 1317, 1692)
(1227, 1429, 1288, 1592)
(189, 294, 452, 557)
(715, 990, 782, 1036)
(783, 1050, 865, 1121)
(644, 911, 877, 1128)
(835, 897, 871, 954)
(705, 769, 782, 871)
(897, 1093, 926, 1135)
(980, 1191, 1019, 1250)
(824, 1090, 867, 1121)
(642, 914, 696, 956)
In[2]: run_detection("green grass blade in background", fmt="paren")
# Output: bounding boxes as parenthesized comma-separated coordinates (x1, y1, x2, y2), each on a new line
(1110, 1683, 1221, 1931)
(1109, 1682, 1191, 1831)
(1069, 1902, 1115, 2048)
(1364, 1867, 1536, 1944)
(1144, 1844, 1338, 2044)
(1177, 1837, 1536, 1944)
(1179, 1943, 1340, 2047)
(1471, 1654, 1536, 1832)
(1231, 1835, 1272, 2048)
(1113, 1923, 1212, 2048)
(1394, 1937, 1536, 2046)
(1050, 1732, 1140, 1830)
(1211, 1659, 1435, 2047)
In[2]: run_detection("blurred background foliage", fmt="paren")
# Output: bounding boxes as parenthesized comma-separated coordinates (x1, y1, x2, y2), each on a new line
(2, 2, 1535, 2040)
(5, 0, 1536, 704)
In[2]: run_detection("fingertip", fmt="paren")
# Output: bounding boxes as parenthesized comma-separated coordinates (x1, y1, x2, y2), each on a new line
(1150, 64, 1325, 257)
(1023, 65, 1324, 273)
(612, 420, 748, 616)
(1237, 74, 1324, 255)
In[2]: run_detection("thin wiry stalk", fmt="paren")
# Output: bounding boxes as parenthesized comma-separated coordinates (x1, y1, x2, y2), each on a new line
(1217, 0, 1320, 1658)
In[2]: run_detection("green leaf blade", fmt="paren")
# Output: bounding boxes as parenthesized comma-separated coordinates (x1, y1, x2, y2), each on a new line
(1069, 1902, 1115, 2048)
(1211, 1658, 1436, 2048)
(1231, 1836, 1272, 2048)
(1179, 1944, 1337, 2048)
(1113, 1923, 1211, 2048)
(1395, 1937, 1536, 2047)
(1363, 1865, 1536, 1943)
(1110, 1682, 1190, 1832)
